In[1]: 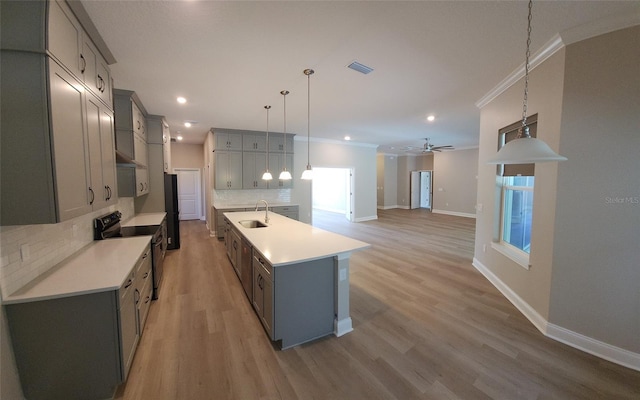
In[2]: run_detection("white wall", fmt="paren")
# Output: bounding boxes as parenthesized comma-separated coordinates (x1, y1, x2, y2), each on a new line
(293, 139, 378, 223)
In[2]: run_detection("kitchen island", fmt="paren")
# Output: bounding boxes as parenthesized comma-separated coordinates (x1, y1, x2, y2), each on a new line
(224, 211, 370, 348)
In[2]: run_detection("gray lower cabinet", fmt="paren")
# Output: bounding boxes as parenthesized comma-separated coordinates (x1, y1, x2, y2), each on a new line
(249, 246, 334, 349)
(5, 245, 152, 400)
(253, 251, 274, 339)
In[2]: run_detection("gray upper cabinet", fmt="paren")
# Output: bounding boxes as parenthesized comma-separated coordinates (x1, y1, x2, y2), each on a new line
(243, 133, 267, 152)
(80, 37, 112, 106)
(87, 92, 118, 209)
(211, 128, 294, 190)
(215, 131, 243, 151)
(47, 0, 84, 78)
(243, 152, 269, 189)
(0, 0, 117, 225)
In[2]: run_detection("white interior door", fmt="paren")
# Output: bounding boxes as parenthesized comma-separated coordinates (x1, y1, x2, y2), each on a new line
(410, 171, 420, 209)
(420, 171, 432, 209)
(175, 168, 201, 220)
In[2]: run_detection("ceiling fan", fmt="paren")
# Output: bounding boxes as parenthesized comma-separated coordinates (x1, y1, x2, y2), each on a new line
(421, 138, 454, 153)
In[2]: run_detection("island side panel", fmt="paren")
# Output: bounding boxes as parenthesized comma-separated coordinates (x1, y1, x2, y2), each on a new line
(274, 257, 335, 349)
(334, 253, 354, 337)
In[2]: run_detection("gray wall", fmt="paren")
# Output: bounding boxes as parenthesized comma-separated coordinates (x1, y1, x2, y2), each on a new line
(549, 26, 640, 353)
(432, 148, 478, 216)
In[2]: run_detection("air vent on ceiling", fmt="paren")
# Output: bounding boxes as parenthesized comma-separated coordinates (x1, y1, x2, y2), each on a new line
(347, 61, 374, 74)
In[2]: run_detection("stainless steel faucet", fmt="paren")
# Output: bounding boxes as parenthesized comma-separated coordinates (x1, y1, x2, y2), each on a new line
(255, 199, 269, 223)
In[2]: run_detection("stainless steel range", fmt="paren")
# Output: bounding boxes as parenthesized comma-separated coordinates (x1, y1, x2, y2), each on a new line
(94, 211, 165, 299)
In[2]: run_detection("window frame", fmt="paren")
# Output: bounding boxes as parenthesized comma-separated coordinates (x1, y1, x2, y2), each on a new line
(492, 115, 538, 270)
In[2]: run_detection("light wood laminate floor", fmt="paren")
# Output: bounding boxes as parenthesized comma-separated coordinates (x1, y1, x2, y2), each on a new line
(115, 209, 639, 400)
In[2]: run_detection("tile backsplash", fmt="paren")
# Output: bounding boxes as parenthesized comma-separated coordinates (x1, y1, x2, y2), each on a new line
(0, 198, 135, 299)
(213, 188, 292, 205)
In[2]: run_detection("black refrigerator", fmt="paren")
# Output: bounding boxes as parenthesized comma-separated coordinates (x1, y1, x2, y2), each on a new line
(164, 174, 181, 249)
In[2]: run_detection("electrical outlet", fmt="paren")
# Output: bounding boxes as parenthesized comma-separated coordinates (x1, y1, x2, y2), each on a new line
(339, 269, 347, 281)
(20, 244, 30, 262)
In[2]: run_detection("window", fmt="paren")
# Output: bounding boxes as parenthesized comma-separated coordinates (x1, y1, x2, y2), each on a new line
(492, 115, 537, 269)
(501, 176, 534, 253)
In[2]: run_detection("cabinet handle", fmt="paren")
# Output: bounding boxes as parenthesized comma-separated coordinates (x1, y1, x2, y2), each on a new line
(80, 54, 86, 73)
(145, 296, 151, 304)
(143, 272, 149, 279)
(104, 185, 110, 201)
(97, 75, 104, 92)
(139, 183, 144, 192)
(124, 279, 133, 289)
(89, 187, 95, 205)
(137, 121, 141, 130)
(135, 288, 140, 305)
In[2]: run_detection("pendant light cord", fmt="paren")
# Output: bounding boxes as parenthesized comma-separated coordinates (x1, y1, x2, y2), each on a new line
(520, 0, 533, 138)
(307, 71, 311, 166)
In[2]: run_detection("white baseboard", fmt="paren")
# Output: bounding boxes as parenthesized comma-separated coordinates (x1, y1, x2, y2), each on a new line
(472, 257, 640, 372)
(377, 205, 399, 210)
(355, 215, 378, 222)
(397, 205, 410, 210)
(432, 209, 477, 219)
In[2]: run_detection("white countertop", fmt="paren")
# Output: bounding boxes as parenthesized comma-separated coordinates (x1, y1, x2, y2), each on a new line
(3, 237, 152, 305)
(224, 211, 370, 266)
(122, 212, 167, 227)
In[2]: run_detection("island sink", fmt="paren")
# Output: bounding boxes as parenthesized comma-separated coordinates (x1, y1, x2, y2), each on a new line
(239, 220, 268, 229)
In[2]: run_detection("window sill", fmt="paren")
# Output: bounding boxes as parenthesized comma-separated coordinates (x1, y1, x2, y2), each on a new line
(491, 242, 531, 270)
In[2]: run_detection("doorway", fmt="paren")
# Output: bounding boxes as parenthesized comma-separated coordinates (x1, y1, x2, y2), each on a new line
(312, 167, 354, 222)
(410, 170, 432, 210)
(175, 168, 201, 220)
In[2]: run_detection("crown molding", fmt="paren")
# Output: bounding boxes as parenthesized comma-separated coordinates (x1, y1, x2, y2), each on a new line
(476, 12, 640, 110)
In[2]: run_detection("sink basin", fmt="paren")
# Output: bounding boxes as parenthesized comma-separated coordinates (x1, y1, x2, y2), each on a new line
(239, 220, 268, 228)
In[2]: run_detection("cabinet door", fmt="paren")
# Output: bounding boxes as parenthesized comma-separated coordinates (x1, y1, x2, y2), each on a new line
(100, 108, 118, 205)
(215, 151, 243, 189)
(134, 134, 148, 166)
(49, 61, 92, 220)
(243, 133, 267, 152)
(269, 135, 284, 153)
(268, 153, 294, 189)
(253, 264, 264, 318)
(162, 124, 171, 172)
(243, 152, 268, 189)
(86, 94, 117, 209)
(48, 0, 82, 78)
(263, 274, 273, 338)
(136, 168, 149, 196)
(132, 101, 146, 139)
(96, 57, 112, 105)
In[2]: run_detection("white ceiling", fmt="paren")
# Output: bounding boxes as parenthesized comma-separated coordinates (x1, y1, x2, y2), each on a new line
(81, 1, 639, 153)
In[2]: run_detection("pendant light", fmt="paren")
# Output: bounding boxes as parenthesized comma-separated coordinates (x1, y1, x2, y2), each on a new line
(261, 105, 273, 181)
(487, 0, 567, 165)
(301, 69, 314, 180)
(279, 90, 292, 180)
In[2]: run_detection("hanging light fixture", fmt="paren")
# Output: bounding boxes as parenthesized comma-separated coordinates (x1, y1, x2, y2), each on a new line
(262, 105, 273, 181)
(279, 90, 292, 180)
(301, 69, 314, 180)
(487, 0, 566, 165)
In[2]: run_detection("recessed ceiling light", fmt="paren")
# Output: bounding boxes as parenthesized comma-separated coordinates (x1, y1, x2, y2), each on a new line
(427, 115, 435, 122)
(344, 136, 351, 141)
(184, 122, 192, 128)
(176, 135, 183, 141)
(177, 96, 187, 104)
